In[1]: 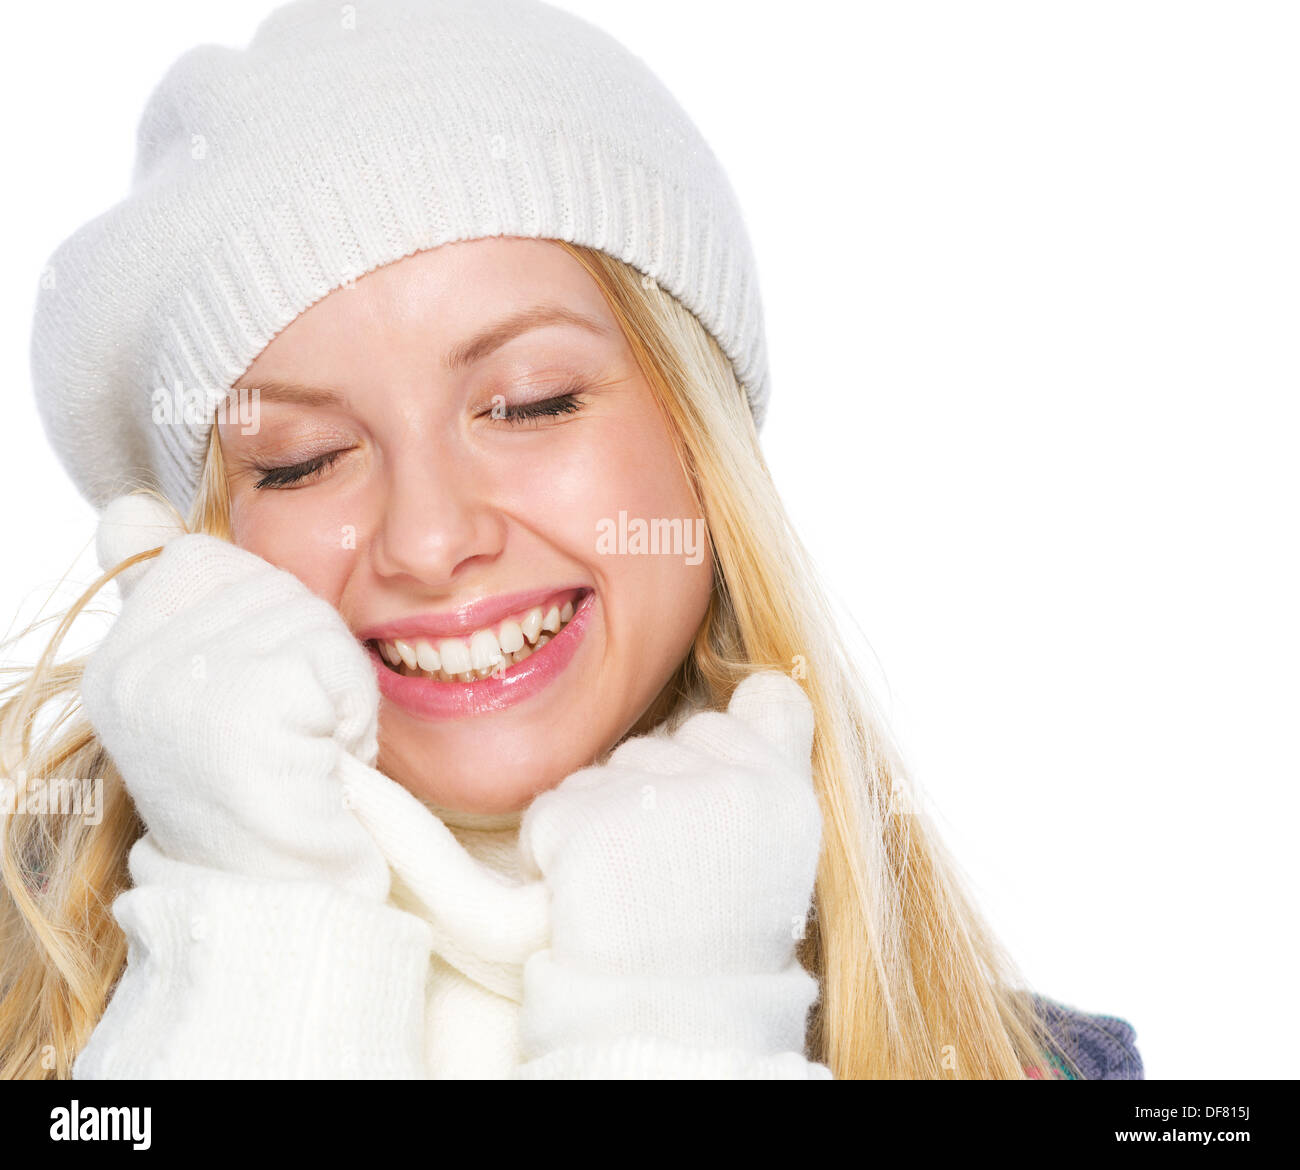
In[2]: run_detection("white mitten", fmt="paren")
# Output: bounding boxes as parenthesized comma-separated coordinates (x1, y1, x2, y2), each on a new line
(516, 671, 830, 1078)
(81, 524, 390, 900)
(93, 491, 188, 598)
(73, 498, 435, 1078)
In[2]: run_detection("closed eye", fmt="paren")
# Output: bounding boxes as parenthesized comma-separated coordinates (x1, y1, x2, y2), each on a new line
(252, 449, 348, 490)
(504, 393, 583, 420)
(484, 385, 590, 426)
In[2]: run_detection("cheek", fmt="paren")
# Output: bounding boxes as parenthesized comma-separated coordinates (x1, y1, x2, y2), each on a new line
(229, 492, 358, 604)
(492, 414, 711, 659)
(491, 411, 699, 565)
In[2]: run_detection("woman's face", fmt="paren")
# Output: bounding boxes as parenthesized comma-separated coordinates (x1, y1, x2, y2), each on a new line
(217, 237, 712, 814)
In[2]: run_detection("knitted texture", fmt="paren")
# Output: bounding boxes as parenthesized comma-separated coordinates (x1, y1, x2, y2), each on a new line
(73, 842, 433, 1079)
(1032, 997, 1145, 1080)
(79, 532, 392, 898)
(75, 732, 833, 1079)
(30, 0, 771, 516)
(514, 672, 828, 1076)
(94, 493, 187, 597)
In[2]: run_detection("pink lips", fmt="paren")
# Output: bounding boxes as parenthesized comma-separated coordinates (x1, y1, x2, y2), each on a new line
(357, 585, 586, 643)
(368, 589, 596, 720)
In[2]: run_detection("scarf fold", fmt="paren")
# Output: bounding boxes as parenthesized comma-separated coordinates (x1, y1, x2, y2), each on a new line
(337, 755, 550, 1003)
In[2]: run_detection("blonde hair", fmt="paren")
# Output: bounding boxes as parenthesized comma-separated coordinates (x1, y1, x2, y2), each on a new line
(1, 242, 1078, 1080)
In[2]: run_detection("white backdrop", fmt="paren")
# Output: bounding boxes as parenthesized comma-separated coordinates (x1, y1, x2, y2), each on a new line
(3, 1, 1296, 1079)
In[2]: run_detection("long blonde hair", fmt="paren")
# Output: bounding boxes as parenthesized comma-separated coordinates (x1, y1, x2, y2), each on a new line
(1, 242, 1077, 1079)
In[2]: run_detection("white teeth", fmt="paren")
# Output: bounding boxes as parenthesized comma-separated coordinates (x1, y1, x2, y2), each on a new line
(498, 619, 525, 654)
(521, 608, 543, 644)
(380, 593, 582, 681)
(437, 638, 472, 676)
(469, 629, 503, 671)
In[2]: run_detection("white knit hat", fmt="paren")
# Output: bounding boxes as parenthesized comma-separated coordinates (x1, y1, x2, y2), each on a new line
(30, 0, 770, 517)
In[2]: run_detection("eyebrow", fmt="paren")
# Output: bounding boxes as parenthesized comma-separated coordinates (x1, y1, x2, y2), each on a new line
(231, 303, 611, 404)
(445, 303, 611, 369)
(228, 380, 343, 406)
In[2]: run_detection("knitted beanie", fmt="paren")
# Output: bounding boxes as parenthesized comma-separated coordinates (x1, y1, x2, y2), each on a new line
(30, 0, 770, 518)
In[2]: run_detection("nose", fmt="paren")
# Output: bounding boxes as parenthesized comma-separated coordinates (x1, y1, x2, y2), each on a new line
(367, 439, 506, 588)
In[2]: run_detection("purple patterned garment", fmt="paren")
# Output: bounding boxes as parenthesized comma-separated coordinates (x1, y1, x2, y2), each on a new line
(1032, 994, 1144, 1079)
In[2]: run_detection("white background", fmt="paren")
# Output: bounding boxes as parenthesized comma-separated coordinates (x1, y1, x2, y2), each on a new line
(2, 1, 1296, 1078)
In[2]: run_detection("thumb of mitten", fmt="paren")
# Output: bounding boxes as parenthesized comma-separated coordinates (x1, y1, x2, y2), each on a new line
(725, 671, 816, 775)
(318, 641, 381, 767)
(95, 493, 188, 600)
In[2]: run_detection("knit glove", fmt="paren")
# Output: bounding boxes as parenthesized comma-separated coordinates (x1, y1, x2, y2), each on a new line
(80, 526, 390, 899)
(75, 499, 432, 1078)
(515, 671, 831, 1078)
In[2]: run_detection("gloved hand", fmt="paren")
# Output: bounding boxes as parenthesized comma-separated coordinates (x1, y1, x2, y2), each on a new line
(516, 670, 827, 1076)
(81, 498, 391, 901)
(93, 491, 189, 600)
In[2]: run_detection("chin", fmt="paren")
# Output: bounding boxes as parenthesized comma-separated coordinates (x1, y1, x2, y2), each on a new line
(425, 779, 534, 817)
(375, 733, 591, 816)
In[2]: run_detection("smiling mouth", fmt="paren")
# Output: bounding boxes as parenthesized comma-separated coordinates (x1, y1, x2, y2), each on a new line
(368, 588, 590, 683)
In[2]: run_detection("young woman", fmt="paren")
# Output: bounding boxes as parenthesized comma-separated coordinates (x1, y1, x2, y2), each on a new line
(1, 0, 1141, 1079)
